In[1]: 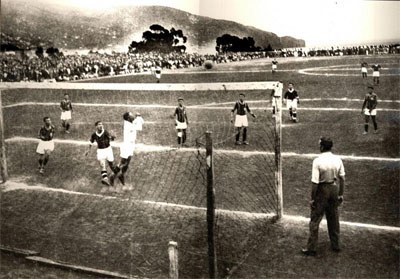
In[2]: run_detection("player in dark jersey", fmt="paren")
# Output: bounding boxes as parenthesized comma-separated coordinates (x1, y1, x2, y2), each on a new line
(85, 121, 116, 186)
(361, 62, 368, 78)
(361, 85, 378, 134)
(36, 117, 55, 174)
(371, 64, 381, 85)
(284, 83, 300, 122)
(174, 98, 189, 147)
(231, 93, 256, 145)
(60, 93, 73, 133)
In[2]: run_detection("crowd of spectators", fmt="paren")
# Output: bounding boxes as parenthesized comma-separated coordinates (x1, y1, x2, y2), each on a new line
(1, 43, 399, 82)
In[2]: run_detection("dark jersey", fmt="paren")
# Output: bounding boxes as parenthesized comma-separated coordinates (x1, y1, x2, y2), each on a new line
(371, 64, 381, 72)
(284, 89, 299, 101)
(272, 60, 278, 65)
(361, 62, 368, 67)
(90, 130, 114, 149)
(232, 101, 251, 116)
(38, 125, 55, 141)
(60, 99, 72, 111)
(175, 106, 187, 123)
(362, 93, 378, 110)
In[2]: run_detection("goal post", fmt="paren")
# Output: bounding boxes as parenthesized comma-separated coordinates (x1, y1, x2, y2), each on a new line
(0, 90, 8, 183)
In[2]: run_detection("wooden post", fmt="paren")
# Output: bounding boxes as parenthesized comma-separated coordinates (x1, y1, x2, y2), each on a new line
(273, 83, 283, 219)
(168, 241, 178, 279)
(206, 131, 217, 278)
(0, 90, 8, 183)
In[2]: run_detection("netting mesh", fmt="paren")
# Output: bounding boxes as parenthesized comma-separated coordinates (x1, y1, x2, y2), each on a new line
(1, 83, 280, 278)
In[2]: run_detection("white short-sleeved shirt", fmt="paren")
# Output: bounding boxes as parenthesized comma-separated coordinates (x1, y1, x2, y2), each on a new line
(311, 152, 345, 184)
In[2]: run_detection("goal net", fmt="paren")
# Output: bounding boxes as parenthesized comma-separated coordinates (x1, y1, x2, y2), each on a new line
(0, 81, 282, 278)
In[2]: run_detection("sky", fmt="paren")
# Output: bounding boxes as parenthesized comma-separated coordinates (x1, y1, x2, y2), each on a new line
(28, 0, 400, 47)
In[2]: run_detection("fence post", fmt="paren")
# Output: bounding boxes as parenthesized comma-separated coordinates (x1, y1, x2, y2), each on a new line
(0, 90, 8, 183)
(168, 241, 178, 279)
(206, 131, 217, 278)
(273, 83, 283, 219)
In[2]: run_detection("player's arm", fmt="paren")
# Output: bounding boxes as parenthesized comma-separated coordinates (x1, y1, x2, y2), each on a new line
(246, 103, 256, 118)
(85, 134, 95, 156)
(60, 101, 64, 111)
(230, 103, 238, 123)
(37, 128, 44, 140)
(184, 110, 189, 125)
(361, 97, 367, 113)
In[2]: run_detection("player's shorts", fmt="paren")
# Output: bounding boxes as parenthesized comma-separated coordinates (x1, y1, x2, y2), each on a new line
(272, 65, 277, 71)
(61, 110, 72, 120)
(286, 99, 298, 110)
(120, 142, 135, 159)
(155, 73, 161, 79)
(96, 146, 114, 162)
(364, 109, 377, 116)
(361, 67, 367, 73)
(372, 71, 380, 77)
(234, 115, 248, 127)
(176, 121, 187, 130)
(36, 140, 54, 154)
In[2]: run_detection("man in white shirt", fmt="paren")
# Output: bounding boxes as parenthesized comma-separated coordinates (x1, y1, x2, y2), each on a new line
(302, 137, 345, 256)
(110, 112, 144, 186)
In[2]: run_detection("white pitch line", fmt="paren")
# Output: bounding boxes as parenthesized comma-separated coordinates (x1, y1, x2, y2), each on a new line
(283, 215, 400, 232)
(4, 137, 400, 162)
(2, 181, 399, 232)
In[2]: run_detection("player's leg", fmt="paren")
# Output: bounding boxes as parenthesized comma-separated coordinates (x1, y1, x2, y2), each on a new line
(182, 129, 187, 144)
(235, 127, 242, 145)
(363, 114, 370, 134)
(98, 159, 110, 186)
(242, 127, 248, 145)
(177, 129, 182, 145)
(371, 115, 378, 132)
(118, 156, 131, 186)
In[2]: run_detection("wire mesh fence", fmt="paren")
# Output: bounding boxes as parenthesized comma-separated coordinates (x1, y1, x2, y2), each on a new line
(0, 82, 281, 278)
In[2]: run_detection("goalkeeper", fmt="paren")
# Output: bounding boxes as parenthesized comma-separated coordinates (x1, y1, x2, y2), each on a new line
(231, 93, 256, 145)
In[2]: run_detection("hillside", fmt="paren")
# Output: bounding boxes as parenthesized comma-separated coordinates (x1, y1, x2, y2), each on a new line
(1, 1, 305, 54)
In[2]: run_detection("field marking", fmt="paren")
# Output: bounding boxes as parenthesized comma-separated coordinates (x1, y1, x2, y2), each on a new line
(2, 180, 399, 232)
(299, 63, 400, 77)
(5, 137, 400, 162)
(0, 81, 279, 91)
(3, 101, 400, 112)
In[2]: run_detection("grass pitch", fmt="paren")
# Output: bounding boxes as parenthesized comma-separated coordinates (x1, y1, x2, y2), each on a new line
(1, 54, 399, 278)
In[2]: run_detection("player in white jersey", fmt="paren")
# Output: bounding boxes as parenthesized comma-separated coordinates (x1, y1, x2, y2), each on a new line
(60, 93, 73, 133)
(110, 112, 144, 186)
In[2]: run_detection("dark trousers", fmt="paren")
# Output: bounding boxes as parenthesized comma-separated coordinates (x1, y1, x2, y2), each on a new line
(307, 183, 340, 251)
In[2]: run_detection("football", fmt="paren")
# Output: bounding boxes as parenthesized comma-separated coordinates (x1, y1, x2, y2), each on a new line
(204, 60, 213, 70)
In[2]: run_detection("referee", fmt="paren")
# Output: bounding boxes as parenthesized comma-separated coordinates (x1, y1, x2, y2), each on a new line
(302, 137, 345, 256)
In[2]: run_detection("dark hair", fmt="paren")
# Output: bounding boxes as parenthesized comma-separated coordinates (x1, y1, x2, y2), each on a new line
(43, 116, 50, 122)
(123, 112, 130, 121)
(94, 121, 102, 127)
(239, 93, 245, 97)
(319, 137, 333, 151)
(178, 97, 184, 101)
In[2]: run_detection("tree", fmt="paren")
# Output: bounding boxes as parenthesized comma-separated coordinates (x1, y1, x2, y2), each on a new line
(128, 24, 187, 53)
(35, 46, 44, 58)
(216, 34, 260, 53)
